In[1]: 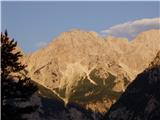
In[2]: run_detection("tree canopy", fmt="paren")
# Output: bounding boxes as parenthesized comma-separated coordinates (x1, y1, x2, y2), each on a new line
(1, 31, 38, 120)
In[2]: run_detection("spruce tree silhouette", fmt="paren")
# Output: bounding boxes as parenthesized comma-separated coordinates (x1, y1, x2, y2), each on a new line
(1, 31, 38, 120)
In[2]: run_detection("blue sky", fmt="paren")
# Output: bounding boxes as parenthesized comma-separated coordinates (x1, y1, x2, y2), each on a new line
(2, 1, 160, 53)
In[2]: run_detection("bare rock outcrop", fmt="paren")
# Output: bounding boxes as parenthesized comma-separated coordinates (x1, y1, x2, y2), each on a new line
(103, 50, 160, 120)
(25, 29, 160, 114)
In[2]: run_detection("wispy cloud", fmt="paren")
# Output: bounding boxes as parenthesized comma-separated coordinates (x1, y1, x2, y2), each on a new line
(101, 18, 160, 40)
(36, 41, 48, 48)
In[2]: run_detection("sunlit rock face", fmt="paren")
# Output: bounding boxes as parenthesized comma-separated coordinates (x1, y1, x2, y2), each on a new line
(24, 29, 160, 114)
(103, 51, 160, 120)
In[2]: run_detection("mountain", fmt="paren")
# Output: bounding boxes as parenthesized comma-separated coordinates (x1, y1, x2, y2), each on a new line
(103, 51, 160, 120)
(25, 29, 160, 114)
(28, 81, 102, 120)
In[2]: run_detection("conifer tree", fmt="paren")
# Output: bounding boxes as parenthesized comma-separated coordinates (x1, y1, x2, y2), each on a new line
(1, 31, 38, 120)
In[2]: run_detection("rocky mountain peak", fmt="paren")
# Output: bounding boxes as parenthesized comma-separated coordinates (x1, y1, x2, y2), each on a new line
(25, 29, 160, 114)
(132, 29, 160, 44)
(51, 29, 101, 47)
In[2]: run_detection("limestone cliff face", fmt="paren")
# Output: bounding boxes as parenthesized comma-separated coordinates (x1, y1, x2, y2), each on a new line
(25, 29, 160, 114)
(120, 30, 160, 78)
(103, 51, 160, 120)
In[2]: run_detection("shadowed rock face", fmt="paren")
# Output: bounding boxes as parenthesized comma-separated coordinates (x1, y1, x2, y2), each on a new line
(24, 29, 160, 114)
(29, 81, 103, 120)
(103, 51, 160, 120)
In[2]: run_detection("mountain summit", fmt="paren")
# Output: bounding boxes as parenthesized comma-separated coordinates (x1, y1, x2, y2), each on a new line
(25, 29, 160, 114)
